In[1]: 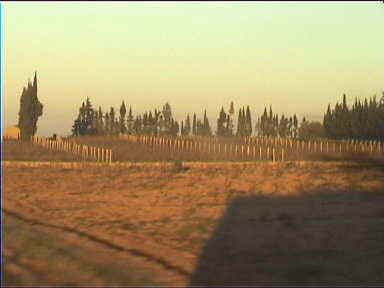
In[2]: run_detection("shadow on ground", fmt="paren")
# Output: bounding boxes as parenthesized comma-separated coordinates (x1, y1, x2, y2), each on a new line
(190, 185, 384, 286)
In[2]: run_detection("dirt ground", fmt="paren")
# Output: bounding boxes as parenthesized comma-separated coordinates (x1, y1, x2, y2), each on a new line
(2, 161, 384, 286)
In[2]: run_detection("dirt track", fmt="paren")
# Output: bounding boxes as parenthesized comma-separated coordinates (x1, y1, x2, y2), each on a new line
(2, 211, 186, 286)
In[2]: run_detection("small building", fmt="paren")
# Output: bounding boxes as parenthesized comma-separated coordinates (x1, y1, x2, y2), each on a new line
(3, 126, 21, 140)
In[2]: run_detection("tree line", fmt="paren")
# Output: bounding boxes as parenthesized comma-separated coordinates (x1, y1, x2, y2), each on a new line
(15, 72, 383, 142)
(72, 94, 384, 140)
(72, 99, 182, 137)
(70, 98, 328, 140)
(323, 93, 384, 141)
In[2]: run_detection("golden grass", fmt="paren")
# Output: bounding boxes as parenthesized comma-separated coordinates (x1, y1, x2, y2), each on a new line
(2, 213, 167, 286)
(3, 136, 383, 164)
(71, 136, 384, 162)
(3, 161, 384, 285)
(2, 140, 79, 162)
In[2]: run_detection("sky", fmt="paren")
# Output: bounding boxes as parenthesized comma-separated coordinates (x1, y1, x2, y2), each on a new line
(3, 1, 384, 136)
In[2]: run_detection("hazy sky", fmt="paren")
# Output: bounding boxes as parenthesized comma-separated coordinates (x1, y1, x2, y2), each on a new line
(3, 1, 384, 136)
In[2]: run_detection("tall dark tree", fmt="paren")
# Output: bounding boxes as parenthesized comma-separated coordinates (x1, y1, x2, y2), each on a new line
(71, 98, 95, 136)
(288, 116, 293, 138)
(109, 107, 117, 135)
(185, 114, 191, 136)
(245, 106, 252, 137)
(127, 107, 134, 135)
(216, 107, 228, 137)
(134, 115, 142, 135)
(236, 108, 243, 137)
(181, 120, 185, 136)
(255, 117, 262, 136)
(278, 114, 289, 138)
(293, 114, 298, 138)
(85, 98, 96, 135)
(18, 72, 43, 140)
(260, 107, 268, 136)
(161, 102, 173, 135)
(202, 110, 212, 136)
(104, 112, 110, 135)
(119, 101, 127, 133)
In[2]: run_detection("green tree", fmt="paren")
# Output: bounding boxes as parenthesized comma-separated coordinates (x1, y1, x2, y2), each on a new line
(236, 108, 244, 137)
(216, 107, 228, 137)
(185, 114, 191, 136)
(299, 121, 325, 140)
(293, 114, 298, 138)
(109, 107, 118, 135)
(203, 110, 212, 136)
(104, 112, 110, 135)
(245, 106, 252, 137)
(18, 72, 43, 140)
(278, 114, 289, 138)
(119, 101, 127, 133)
(127, 107, 134, 135)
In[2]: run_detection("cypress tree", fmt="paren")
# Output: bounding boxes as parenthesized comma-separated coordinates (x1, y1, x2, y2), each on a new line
(288, 116, 293, 138)
(104, 112, 110, 135)
(109, 107, 116, 134)
(226, 114, 233, 137)
(203, 110, 212, 136)
(261, 107, 268, 136)
(323, 104, 332, 138)
(293, 114, 298, 138)
(127, 107, 134, 135)
(18, 72, 43, 140)
(181, 120, 185, 136)
(98, 106, 104, 135)
(216, 107, 226, 137)
(185, 114, 191, 136)
(236, 108, 242, 137)
(119, 101, 127, 134)
(245, 106, 252, 136)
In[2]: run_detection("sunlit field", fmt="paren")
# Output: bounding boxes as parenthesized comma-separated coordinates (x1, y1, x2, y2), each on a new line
(3, 151, 384, 285)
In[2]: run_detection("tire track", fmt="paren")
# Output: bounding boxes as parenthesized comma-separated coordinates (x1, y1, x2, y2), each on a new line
(2, 208, 191, 280)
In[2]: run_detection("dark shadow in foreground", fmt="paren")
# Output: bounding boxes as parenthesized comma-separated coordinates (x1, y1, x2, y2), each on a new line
(189, 187, 384, 286)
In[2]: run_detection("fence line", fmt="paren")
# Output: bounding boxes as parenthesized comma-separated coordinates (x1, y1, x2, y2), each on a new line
(21, 134, 383, 164)
(31, 136, 113, 164)
(118, 134, 383, 162)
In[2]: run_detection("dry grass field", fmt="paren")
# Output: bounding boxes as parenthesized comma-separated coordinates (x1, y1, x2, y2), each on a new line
(71, 135, 382, 163)
(3, 158, 384, 286)
(2, 140, 79, 162)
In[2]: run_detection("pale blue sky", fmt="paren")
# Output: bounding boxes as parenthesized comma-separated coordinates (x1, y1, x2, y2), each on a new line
(3, 1, 384, 136)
